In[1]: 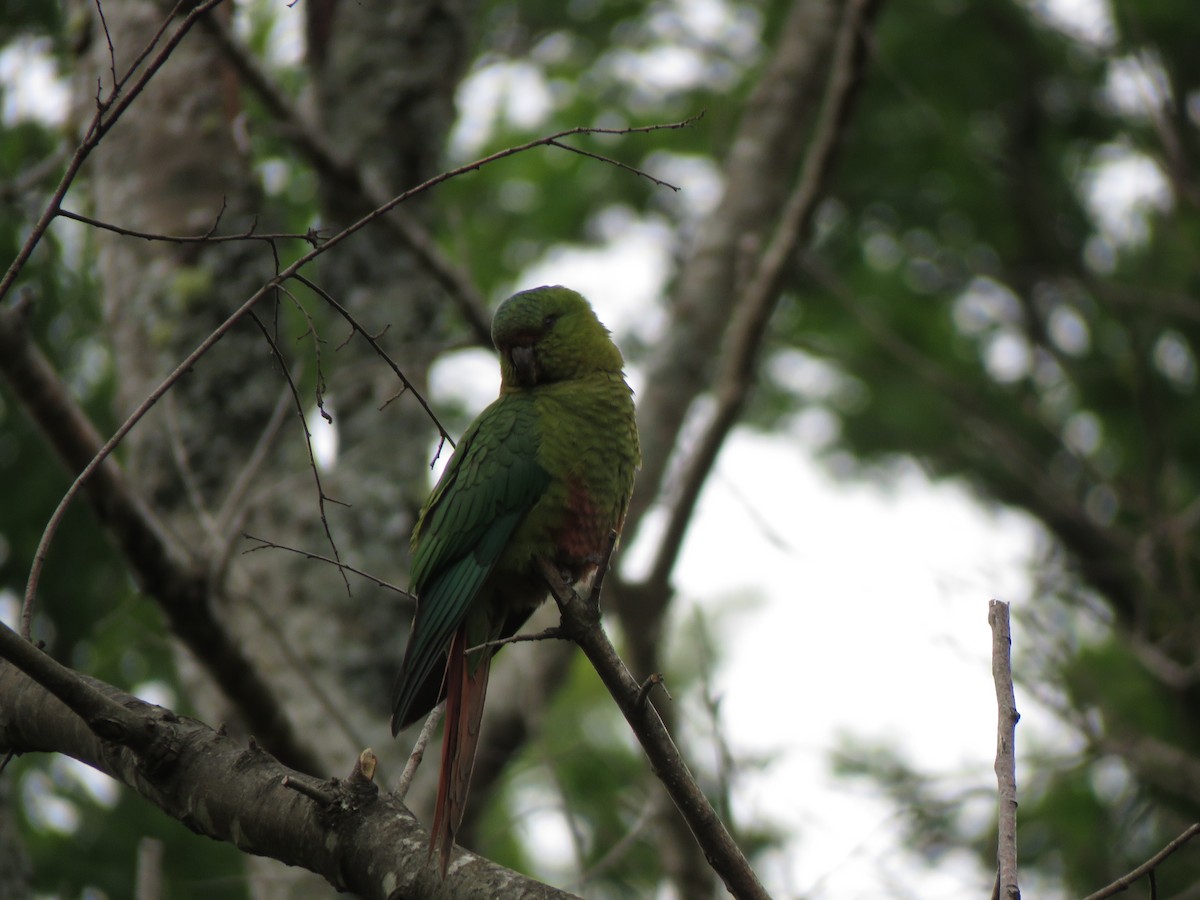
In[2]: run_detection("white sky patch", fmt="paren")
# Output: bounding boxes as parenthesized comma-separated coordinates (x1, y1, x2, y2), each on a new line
(307, 400, 339, 471)
(0, 588, 18, 629)
(1080, 143, 1172, 248)
(984, 331, 1034, 383)
(1022, 0, 1116, 49)
(1104, 51, 1172, 119)
(518, 208, 673, 364)
(134, 679, 177, 710)
(1047, 304, 1091, 356)
(57, 757, 120, 809)
(603, 45, 712, 97)
(645, 151, 724, 219)
(428, 347, 501, 416)
(234, 0, 305, 67)
(449, 60, 556, 159)
(1153, 330, 1198, 392)
(952, 276, 1024, 336)
(648, 0, 763, 69)
(21, 770, 81, 833)
(0, 37, 69, 127)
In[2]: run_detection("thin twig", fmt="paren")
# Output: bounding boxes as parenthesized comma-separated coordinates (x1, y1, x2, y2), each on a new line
(291, 273, 453, 446)
(575, 797, 657, 888)
(246, 309, 352, 596)
(468, 626, 564, 653)
(242, 534, 413, 599)
(56, 207, 324, 247)
(695, 610, 736, 825)
(281, 774, 338, 807)
(210, 380, 295, 579)
(537, 558, 769, 900)
(634, 672, 669, 710)
(395, 705, 444, 802)
(545, 139, 681, 191)
(989, 599, 1020, 899)
(1082, 823, 1200, 900)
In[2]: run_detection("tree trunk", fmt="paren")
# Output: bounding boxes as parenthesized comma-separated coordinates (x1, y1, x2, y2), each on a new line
(72, 2, 469, 896)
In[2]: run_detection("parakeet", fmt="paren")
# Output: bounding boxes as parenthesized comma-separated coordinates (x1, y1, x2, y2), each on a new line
(390, 285, 640, 873)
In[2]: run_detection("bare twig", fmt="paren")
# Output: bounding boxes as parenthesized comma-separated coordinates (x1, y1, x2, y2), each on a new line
(291, 273, 453, 446)
(245, 308, 351, 597)
(1082, 823, 1200, 900)
(395, 705, 444, 802)
(545, 139, 682, 191)
(56, 207, 324, 247)
(575, 797, 657, 888)
(241, 534, 412, 599)
(989, 599, 1020, 900)
(537, 558, 769, 900)
(210, 381, 295, 577)
(469, 627, 564, 653)
(281, 774, 338, 807)
(635, 673, 669, 710)
(134, 837, 164, 900)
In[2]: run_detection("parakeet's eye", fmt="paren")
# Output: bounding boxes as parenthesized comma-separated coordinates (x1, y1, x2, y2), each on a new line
(542, 313, 560, 328)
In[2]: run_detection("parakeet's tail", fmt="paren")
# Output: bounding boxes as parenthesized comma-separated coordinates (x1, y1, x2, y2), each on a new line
(430, 624, 493, 875)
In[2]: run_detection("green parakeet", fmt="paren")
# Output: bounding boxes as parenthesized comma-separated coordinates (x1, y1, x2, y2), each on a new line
(390, 285, 640, 872)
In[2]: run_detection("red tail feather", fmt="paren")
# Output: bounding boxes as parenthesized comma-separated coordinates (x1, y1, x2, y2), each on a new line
(430, 624, 493, 874)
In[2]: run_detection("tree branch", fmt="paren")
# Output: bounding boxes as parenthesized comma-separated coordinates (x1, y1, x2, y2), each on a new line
(989, 600, 1020, 900)
(642, 0, 879, 597)
(1082, 822, 1200, 900)
(536, 558, 770, 900)
(0, 637, 577, 899)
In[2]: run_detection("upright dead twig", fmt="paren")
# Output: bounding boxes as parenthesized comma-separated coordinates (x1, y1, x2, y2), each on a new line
(989, 599, 1020, 899)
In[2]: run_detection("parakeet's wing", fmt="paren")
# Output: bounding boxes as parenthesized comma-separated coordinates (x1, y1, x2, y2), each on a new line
(391, 398, 550, 732)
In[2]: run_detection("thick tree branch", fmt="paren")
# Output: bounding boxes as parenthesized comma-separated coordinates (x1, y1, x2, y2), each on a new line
(989, 600, 1020, 900)
(537, 558, 770, 900)
(0, 637, 577, 900)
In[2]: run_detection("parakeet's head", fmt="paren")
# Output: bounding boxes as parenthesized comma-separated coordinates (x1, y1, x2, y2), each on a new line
(492, 285, 625, 389)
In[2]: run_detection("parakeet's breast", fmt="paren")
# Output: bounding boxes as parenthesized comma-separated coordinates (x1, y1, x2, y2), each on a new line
(499, 371, 639, 588)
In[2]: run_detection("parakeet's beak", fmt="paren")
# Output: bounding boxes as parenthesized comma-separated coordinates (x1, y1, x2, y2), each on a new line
(509, 344, 539, 386)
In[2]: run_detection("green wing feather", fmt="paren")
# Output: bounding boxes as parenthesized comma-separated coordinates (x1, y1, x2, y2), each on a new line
(391, 397, 550, 732)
